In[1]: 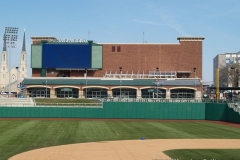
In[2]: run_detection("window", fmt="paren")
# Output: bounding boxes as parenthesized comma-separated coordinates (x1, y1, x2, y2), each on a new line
(22, 67, 24, 71)
(112, 46, 115, 52)
(3, 55, 5, 61)
(112, 46, 121, 52)
(22, 55, 24, 61)
(3, 66, 5, 71)
(117, 46, 121, 52)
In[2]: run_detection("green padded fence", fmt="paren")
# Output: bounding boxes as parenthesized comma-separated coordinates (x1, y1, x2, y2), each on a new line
(0, 102, 205, 119)
(0, 102, 239, 124)
(225, 106, 240, 123)
(102, 102, 205, 119)
(205, 103, 227, 121)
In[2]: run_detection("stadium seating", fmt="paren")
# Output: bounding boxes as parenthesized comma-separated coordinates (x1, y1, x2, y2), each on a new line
(0, 98, 35, 107)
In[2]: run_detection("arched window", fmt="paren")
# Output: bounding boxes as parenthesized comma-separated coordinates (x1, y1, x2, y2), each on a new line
(3, 66, 5, 71)
(22, 67, 24, 71)
(22, 55, 24, 61)
(3, 55, 5, 61)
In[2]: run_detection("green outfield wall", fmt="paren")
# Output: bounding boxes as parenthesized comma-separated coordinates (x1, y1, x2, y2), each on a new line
(225, 106, 240, 123)
(205, 103, 227, 121)
(0, 102, 239, 123)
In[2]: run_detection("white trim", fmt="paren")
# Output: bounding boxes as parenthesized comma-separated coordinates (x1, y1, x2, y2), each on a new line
(99, 43, 180, 45)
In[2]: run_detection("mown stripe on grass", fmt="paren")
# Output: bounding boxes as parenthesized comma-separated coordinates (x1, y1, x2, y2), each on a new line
(0, 121, 41, 145)
(147, 122, 196, 138)
(0, 120, 240, 160)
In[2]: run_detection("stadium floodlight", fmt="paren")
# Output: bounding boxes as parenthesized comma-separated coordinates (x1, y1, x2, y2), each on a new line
(119, 67, 122, 98)
(85, 68, 88, 98)
(4, 27, 18, 98)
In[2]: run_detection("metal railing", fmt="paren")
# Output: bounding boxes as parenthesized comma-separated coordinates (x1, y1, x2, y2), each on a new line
(100, 98, 233, 103)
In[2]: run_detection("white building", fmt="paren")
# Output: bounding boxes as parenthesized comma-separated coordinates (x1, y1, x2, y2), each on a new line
(0, 30, 28, 94)
(213, 52, 240, 87)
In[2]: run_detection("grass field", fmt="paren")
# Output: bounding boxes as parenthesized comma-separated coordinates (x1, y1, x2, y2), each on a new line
(0, 120, 240, 160)
(34, 98, 97, 104)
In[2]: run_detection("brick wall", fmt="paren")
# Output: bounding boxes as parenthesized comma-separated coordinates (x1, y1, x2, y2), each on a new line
(31, 38, 203, 79)
(99, 40, 202, 79)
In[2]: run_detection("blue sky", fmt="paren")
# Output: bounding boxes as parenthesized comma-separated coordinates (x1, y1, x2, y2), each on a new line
(0, 0, 240, 83)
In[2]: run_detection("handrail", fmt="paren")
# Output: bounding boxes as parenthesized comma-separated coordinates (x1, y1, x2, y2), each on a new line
(100, 98, 234, 103)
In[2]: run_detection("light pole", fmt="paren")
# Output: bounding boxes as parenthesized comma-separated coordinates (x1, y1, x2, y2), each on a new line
(193, 67, 196, 86)
(156, 67, 159, 98)
(119, 67, 122, 98)
(45, 67, 47, 98)
(16, 67, 19, 98)
(193, 67, 196, 98)
(85, 67, 88, 98)
(4, 27, 18, 98)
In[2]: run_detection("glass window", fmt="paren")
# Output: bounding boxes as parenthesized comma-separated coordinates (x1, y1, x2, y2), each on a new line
(112, 46, 115, 52)
(117, 46, 121, 52)
(170, 89, 194, 98)
(112, 88, 136, 98)
(141, 88, 166, 98)
(56, 88, 79, 98)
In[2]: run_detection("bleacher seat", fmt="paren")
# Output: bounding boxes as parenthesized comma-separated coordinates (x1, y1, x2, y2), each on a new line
(0, 98, 35, 107)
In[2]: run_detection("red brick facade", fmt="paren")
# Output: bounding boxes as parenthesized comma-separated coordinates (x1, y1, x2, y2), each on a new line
(31, 37, 204, 79)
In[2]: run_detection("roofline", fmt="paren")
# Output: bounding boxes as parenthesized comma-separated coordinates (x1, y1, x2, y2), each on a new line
(30, 37, 57, 39)
(177, 37, 205, 41)
(99, 43, 179, 45)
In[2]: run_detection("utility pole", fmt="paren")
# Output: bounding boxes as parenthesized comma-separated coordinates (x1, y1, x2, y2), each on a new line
(85, 67, 88, 98)
(119, 67, 122, 98)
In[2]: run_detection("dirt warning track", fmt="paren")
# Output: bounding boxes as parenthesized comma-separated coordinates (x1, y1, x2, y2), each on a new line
(9, 139, 240, 160)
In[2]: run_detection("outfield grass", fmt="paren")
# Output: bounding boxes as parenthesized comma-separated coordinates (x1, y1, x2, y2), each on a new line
(0, 120, 239, 160)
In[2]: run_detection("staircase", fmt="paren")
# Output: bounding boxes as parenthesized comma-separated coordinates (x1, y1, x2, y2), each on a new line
(18, 84, 27, 98)
(0, 98, 35, 107)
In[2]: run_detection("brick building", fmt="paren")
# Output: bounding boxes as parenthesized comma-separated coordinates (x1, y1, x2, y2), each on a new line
(23, 36, 204, 99)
